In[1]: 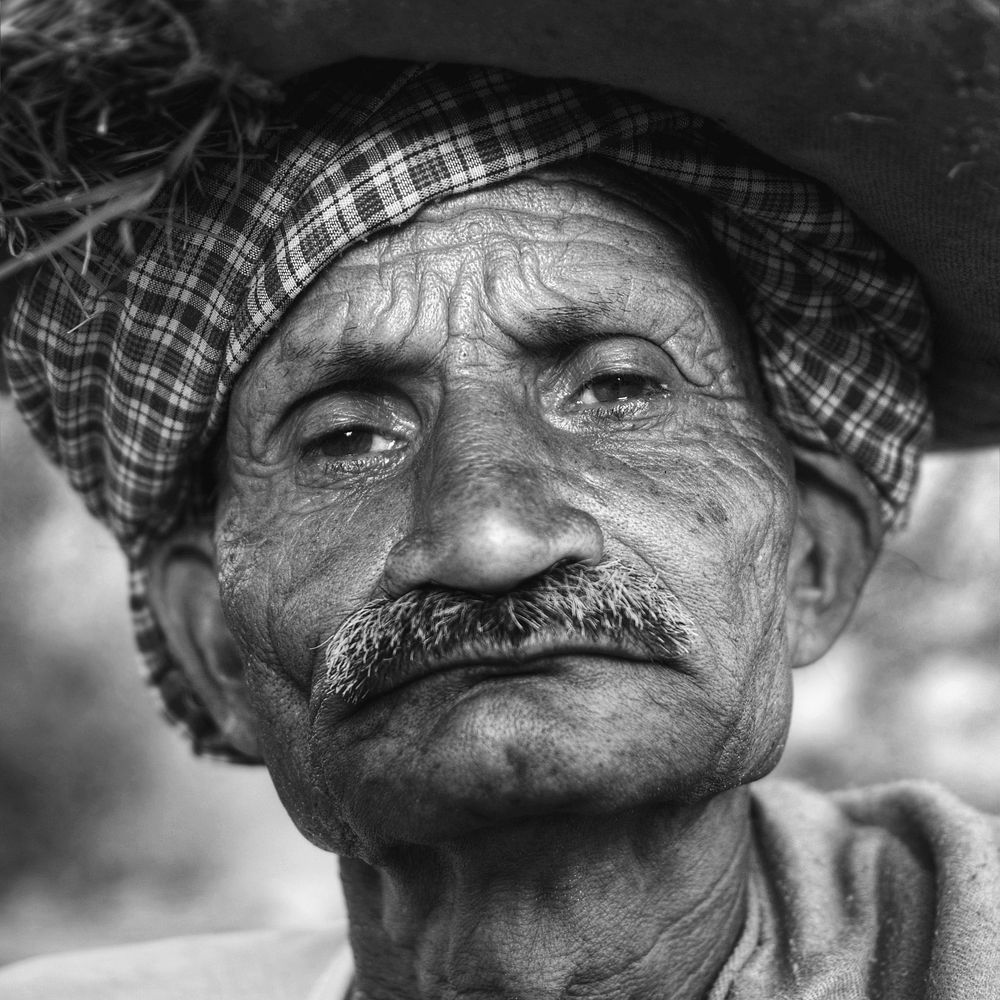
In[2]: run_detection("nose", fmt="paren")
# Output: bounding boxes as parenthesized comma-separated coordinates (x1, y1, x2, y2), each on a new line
(381, 426, 604, 597)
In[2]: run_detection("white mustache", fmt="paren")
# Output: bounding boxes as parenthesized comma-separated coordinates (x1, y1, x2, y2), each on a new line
(315, 559, 695, 706)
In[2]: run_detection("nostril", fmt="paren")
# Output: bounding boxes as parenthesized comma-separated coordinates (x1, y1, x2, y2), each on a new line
(381, 533, 437, 599)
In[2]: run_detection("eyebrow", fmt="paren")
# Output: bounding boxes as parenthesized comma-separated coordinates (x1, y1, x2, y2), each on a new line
(282, 301, 622, 380)
(278, 334, 435, 385)
(266, 334, 428, 443)
(516, 302, 621, 350)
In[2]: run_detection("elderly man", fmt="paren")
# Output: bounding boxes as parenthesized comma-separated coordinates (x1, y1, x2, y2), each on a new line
(2, 58, 999, 999)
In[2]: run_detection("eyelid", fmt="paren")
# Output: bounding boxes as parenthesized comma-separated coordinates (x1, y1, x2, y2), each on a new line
(292, 403, 416, 487)
(573, 334, 678, 368)
(551, 336, 681, 394)
(278, 377, 395, 429)
(287, 385, 419, 455)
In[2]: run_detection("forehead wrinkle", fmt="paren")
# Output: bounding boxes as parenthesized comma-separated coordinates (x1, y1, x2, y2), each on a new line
(474, 234, 619, 351)
(595, 267, 750, 393)
(239, 288, 354, 408)
(413, 192, 690, 265)
(618, 293, 745, 397)
(267, 186, 739, 390)
(355, 261, 426, 357)
(477, 239, 715, 372)
(345, 255, 452, 363)
(424, 178, 725, 336)
(260, 263, 440, 387)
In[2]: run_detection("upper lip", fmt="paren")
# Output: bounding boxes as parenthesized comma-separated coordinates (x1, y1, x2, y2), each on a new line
(321, 632, 689, 709)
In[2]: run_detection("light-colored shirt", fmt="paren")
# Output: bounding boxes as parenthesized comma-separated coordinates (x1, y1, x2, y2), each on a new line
(2, 779, 998, 999)
(714, 779, 1000, 998)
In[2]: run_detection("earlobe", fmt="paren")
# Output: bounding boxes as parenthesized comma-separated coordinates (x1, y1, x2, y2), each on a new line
(146, 526, 261, 759)
(785, 451, 883, 668)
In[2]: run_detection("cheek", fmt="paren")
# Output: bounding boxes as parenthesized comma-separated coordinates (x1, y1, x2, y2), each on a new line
(245, 660, 363, 853)
(216, 477, 410, 684)
(214, 480, 419, 850)
(593, 415, 795, 635)
(589, 416, 796, 770)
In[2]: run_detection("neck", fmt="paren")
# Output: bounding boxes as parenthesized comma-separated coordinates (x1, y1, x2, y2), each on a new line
(340, 787, 752, 1000)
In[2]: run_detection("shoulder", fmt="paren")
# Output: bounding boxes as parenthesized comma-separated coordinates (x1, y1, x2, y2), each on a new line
(0, 925, 351, 1000)
(750, 777, 1000, 902)
(752, 777, 1000, 860)
(745, 779, 1000, 996)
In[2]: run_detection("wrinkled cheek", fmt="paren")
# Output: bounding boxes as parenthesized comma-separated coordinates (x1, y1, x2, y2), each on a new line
(214, 510, 348, 850)
(724, 439, 796, 636)
(728, 519, 792, 645)
(740, 631, 793, 769)
(216, 502, 316, 687)
(707, 450, 796, 782)
(732, 548, 796, 777)
(240, 652, 361, 854)
(700, 578, 793, 789)
(215, 499, 279, 642)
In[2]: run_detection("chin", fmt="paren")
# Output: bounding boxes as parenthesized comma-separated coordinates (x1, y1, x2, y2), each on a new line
(300, 686, 781, 855)
(274, 650, 793, 855)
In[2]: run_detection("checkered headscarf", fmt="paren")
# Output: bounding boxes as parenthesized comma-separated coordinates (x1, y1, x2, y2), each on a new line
(4, 62, 931, 758)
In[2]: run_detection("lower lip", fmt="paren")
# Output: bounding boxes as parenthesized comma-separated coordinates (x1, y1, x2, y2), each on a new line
(325, 654, 684, 724)
(396, 652, 666, 698)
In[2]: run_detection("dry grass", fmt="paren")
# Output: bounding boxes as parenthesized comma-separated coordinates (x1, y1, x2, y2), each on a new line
(0, 0, 277, 284)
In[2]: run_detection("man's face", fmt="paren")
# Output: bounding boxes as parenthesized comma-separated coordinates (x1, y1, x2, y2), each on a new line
(216, 173, 798, 859)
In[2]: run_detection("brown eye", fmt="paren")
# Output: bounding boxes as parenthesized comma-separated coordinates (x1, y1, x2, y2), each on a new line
(573, 374, 662, 407)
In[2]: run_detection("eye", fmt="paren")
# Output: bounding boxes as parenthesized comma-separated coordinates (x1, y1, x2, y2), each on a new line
(291, 385, 419, 488)
(305, 426, 403, 460)
(571, 373, 665, 408)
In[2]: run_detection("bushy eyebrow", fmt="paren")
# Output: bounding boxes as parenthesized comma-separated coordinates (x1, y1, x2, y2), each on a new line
(512, 302, 623, 352)
(525, 304, 602, 338)
(280, 300, 620, 378)
(277, 334, 437, 388)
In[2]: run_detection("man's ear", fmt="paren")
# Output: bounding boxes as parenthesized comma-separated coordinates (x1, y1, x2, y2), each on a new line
(146, 526, 260, 758)
(785, 450, 884, 668)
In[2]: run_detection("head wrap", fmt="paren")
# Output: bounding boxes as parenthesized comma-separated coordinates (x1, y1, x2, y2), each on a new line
(3, 61, 931, 758)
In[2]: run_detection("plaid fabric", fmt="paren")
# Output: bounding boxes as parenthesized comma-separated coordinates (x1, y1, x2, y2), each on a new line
(3, 62, 932, 759)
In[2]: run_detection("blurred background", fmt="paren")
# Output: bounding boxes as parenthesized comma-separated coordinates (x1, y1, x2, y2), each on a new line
(1, 392, 998, 965)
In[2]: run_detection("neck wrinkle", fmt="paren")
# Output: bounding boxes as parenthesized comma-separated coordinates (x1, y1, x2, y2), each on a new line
(341, 786, 754, 1000)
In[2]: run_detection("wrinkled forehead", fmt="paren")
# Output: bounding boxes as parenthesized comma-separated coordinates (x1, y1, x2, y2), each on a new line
(389, 165, 721, 294)
(243, 169, 757, 393)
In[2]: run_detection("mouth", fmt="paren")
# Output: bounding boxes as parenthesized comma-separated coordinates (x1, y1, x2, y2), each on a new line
(312, 560, 696, 711)
(318, 634, 690, 709)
